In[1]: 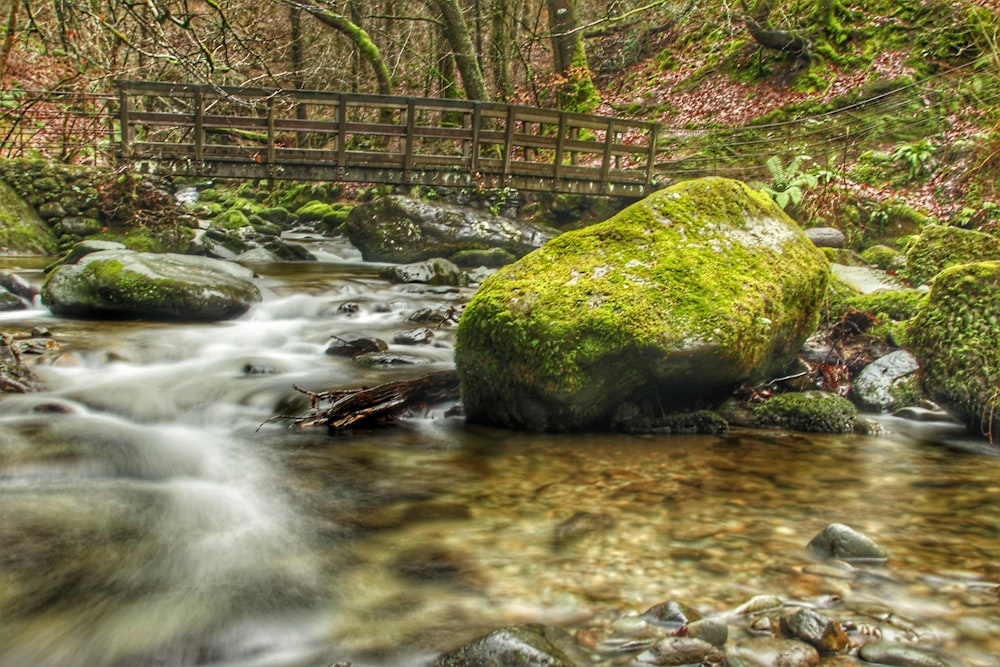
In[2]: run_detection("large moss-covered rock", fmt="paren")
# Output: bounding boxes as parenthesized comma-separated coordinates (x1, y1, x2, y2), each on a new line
(41, 249, 261, 321)
(0, 178, 58, 255)
(909, 261, 1000, 435)
(903, 224, 1000, 286)
(455, 177, 830, 431)
(343, 195, 556, 263)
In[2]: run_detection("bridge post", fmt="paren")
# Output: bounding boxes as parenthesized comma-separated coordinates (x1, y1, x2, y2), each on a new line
(470, 104, 482, 175)
(117, 85, 132, 162)
(502, 105, 516, 185)
(553, 112, 567, 186)
(336, 94, 347, 178)
(646, 123, 660, 189)
(601, 118, 615, 194)
(193, 86, 204, 174)
(404, 98, 416, 182)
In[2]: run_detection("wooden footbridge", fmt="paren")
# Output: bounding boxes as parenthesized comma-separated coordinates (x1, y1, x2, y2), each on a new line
(115, 80, 663, 197)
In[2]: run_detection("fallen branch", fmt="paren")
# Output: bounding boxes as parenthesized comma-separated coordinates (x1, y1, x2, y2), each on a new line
(283, 370, 461, 433)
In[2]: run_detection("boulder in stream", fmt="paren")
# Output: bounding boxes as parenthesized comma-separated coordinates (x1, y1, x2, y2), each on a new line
(455, 177, 830, 431)
(41, 248, 261, 321)
(434, 624, 582, 667)
(344, 195, 557, 264)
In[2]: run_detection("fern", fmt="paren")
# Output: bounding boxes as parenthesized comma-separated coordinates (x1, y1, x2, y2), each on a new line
(755, 155, 818, 211)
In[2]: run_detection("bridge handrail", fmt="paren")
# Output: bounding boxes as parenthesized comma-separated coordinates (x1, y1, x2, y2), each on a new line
(114, 80, 661, 195)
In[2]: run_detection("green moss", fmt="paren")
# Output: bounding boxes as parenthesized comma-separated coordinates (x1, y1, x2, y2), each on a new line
(294, 200, 334, 223)
(861, 244, 905, 272)
(751, 391, 857, 433)
(456, 177, 829, 429)
(909, 261, 1000, 434)
(214, 208, 251, 231)
(843, 288, 923, 322)
(903, 224, 1000, 286)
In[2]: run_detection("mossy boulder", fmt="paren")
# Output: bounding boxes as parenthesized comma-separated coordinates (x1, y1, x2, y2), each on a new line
(41, 249, 261, 321)
(902, 224, 1000, 286)
(909, 261, 1000, 435)
(455, 177, 830, 431)
(343, 195, 556, 264)
(0, 178, 58, 255)
(752, 391, 857, 433)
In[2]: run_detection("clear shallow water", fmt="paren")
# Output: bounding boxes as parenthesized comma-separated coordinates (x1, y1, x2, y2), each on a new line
(1, 250, 999, 667)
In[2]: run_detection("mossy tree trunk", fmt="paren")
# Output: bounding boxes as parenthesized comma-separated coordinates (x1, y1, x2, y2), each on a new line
(0, 0, 20, 81)
(547, 0, 599, 112)
(288, 0, 394, 96)
(426, 0, 490, 101)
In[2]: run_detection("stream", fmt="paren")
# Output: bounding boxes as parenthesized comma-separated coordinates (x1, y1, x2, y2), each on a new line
(1, 240, 999, 667)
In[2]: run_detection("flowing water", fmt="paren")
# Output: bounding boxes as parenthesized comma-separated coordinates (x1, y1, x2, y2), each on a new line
(1, 243, 999, 667)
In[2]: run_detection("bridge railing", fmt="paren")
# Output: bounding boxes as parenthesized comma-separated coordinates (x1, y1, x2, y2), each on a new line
(115, 81, 661, 196)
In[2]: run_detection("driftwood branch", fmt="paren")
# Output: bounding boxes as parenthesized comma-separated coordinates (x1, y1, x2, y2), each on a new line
(286, 370, 461, 433)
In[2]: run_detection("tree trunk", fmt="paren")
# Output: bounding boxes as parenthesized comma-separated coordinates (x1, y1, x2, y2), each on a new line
(288, 0, 394, 96)
(427, 0, 490, 101)
(546, 0, 599, 112)
(0, 0, 20, 81)
(547, 0, 577, 75)
(741, 0, 811, 55)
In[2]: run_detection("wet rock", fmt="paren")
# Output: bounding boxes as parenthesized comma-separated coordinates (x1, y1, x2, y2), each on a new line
(457, 177, 829, 431)
(552, 511, 615, 550)
(337, 302, 361, 316)
(434, 624, 581, 667)
(731, 595, 785, 617)
(0, 271, 35, 302)
(908, 261, 1000, 435)
(687, 617, 728, 647)
(41, 248, 261, 321)
(393, 328, 434, 346)
(641, 600, 703, 628)
(378, 257, 469, 286)
(730, 637, 820, 667)
(0, 287, 22, 311)
(392, 545, 482, 589)
(850, 350, 921, 413)
(751, 391, 857, 433)
(805, 226, 846, 249)
(858, 640, 951, 667)
(780, 607, 849, 653)
(44, 239, 126, 271)
(902, 224, 1000, 287)
(807, 523, 889, 562)
(353, 351, 428, 366)
(345, 195, 556, 264)
(325, 333, 388, 358)
(407, 306, 460, 326)
(633, 637, 726, 666)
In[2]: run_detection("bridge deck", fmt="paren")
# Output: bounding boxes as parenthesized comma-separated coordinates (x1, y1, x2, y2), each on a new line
(115, 81, 662, 196)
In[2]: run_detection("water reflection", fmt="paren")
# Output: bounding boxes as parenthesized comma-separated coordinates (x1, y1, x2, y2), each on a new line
(1, 257, 998, 666)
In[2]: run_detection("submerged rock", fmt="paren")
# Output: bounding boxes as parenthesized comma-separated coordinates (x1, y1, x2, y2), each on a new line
(455, 177, 829, 431)
(807, 523, 889, 562)
(434, 624, 581, 667)
(751, 391, 857, 433)
(858, 640, 951, 667)
(41, 248, 261, 321)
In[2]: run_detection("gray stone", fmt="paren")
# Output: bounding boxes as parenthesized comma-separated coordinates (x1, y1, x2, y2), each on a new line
(325, 333, 388, 358)
(434, 624, 580, 667)
(804, 226, 845, 248)
(393, 328, 434, 346)
(780, 608, 849, 653)
(41, 249, 261, 321)
(687, 618, 728, 648)
(378, 257, 468, 286)
(345, 195, 557, 264)
(0, 287, 23, 311)
(730, 637, 820, 667)
(634, 637, 726, 666)
(807, 523, 889, 562)
(851, 350, 921, 413)
(858, 640, 950, 667)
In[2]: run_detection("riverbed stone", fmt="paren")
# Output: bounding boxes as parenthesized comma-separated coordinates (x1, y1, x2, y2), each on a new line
(325, 333, 388, 358)
(804, 226, 845, 248)
(0, 177, 59, 255)
(633, 636, 726, 666)
(780, 607, 849, 653)
(344, 195, 556, 264)
(858, 640, 951, 667)
(434, 624, 581, 667)
(908, 261, 1000, 435)
(393, 328, 434, 346)
(455, 177, 830, 431)
(730, 637, 820, 667)
(41, 249, 261, 321)
(807, 523, 889, 562)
